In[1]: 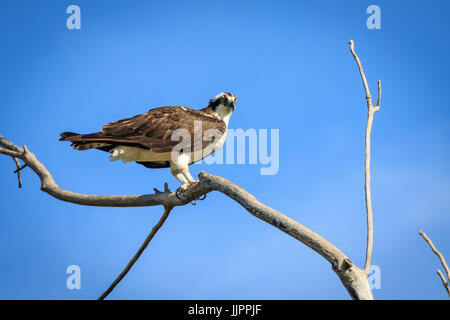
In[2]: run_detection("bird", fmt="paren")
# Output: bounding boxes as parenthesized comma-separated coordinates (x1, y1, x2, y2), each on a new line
(59, 92, 236, 194)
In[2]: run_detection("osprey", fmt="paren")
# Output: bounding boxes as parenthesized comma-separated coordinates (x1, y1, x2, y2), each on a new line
(60, 92, 236, 191)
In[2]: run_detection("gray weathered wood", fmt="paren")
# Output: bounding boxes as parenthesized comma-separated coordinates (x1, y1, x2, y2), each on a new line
(0, 134, 373, 299)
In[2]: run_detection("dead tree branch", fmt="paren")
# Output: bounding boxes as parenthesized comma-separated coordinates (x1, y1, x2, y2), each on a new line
(98, 205, 173, 300)
(419, 231, 450, 297)
(11, 157, 23, 188)
(0, 133, 373, 300)
(0, 135, 210, 208)
(349, 40, 381, 275)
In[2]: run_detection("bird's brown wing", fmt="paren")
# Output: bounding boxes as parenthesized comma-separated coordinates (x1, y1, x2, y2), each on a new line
(60, 106, 226, 153)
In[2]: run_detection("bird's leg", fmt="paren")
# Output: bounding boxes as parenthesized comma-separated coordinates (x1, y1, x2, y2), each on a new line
(182, 168, 197, 185)
(170, 156, 200, 200)
(172, 168, 196, 200)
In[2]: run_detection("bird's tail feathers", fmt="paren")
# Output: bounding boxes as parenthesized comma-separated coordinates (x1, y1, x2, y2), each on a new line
(59, 132, 111, 151)
(59, 132, 80, 140)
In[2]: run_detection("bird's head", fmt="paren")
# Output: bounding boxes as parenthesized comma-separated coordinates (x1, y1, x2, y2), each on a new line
(208, 92, 236, 124)
(208, 92, 236, 112)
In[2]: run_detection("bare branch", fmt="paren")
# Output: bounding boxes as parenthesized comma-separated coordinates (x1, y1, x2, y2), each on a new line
(362, 106, 375, 275)
(14, 163, 27, 173)
(349, 40, 373, 108)
(0, 134, 374, 299)
(98, 205, 173, 300)
(419, 231, 450, 278)
(0, 134, 22, 152)
(0, 148, 22, 158)
(11, 157, 23, 188)
(376, 80, 381, 108)
(437, 270, 450, 297)
(419, 231, 450, 297)
(1, 135, 212, 208)
(348, 40, 380, 275)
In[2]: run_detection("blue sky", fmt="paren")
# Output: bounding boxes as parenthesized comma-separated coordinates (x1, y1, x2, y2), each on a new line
(0, 0, 449, 299)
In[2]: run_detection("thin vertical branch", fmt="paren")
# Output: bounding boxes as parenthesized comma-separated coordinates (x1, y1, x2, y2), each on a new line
(419, 231, 450, 297)
(98, 206, 173, 300)
(349, 40, 381, 275)
(362, 111, 375, 274)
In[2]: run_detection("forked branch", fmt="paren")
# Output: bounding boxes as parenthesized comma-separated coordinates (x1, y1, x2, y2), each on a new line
(0, 133, 373, 300)
(419, 231, 450, 297)
(349, 40, 381, 274)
